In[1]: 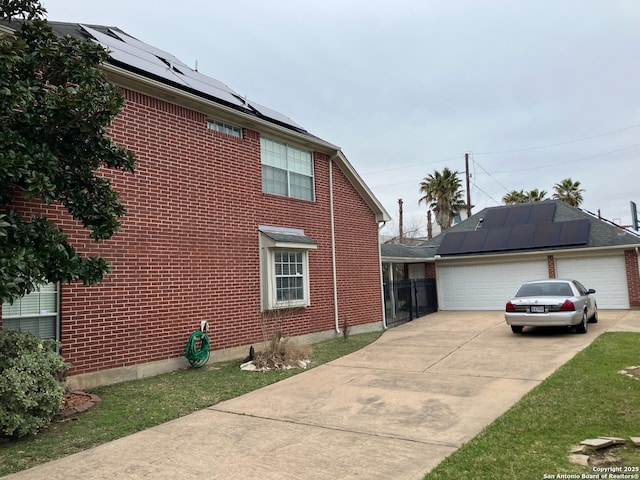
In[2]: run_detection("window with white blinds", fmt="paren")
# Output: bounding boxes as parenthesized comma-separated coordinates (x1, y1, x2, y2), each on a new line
(2, 283, 59, 339)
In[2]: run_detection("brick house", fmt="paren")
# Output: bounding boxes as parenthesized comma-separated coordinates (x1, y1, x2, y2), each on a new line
(0, 22, 390, 389)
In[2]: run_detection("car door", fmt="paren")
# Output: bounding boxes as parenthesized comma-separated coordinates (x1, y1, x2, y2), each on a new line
(573, 280, 593, 317)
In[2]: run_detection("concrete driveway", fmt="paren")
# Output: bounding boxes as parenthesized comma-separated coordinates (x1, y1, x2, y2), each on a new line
(5, 310, 638, 480)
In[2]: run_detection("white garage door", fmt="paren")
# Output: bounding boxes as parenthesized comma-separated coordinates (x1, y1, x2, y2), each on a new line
(556, 256, 628, 309)
(438, 260, 548, 310)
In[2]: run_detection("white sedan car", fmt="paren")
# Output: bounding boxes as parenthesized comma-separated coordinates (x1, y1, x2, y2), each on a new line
(505, 279, 598, 334)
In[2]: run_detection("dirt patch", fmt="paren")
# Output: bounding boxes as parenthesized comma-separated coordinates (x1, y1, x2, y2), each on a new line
(589, 447, 623, 467)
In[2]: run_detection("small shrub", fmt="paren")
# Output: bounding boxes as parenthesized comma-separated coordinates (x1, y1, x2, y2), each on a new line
(341, 318, 350, 340)
(0, 330, 69, 438)
(252, 331, 311, 370)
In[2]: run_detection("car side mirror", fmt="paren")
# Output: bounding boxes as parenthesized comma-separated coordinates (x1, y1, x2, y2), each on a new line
(588, 288, 596, 294)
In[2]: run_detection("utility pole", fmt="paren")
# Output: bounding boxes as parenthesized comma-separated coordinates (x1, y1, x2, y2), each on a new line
(465, 153, 472, 218)
(398, 198, 404, 243)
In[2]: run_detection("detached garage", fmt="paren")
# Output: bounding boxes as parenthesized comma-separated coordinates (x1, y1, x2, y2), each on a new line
(382, 200, 640, 312)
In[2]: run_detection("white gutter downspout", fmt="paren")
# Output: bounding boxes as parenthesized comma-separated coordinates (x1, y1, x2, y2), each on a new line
(329, 158, 340, 333)
(379, 224, 388, 329)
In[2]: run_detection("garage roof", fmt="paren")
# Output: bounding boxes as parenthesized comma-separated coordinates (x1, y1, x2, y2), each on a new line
(382, 200, 640, 261)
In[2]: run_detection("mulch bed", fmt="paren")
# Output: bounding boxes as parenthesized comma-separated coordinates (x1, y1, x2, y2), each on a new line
(59, 391, 101, 418)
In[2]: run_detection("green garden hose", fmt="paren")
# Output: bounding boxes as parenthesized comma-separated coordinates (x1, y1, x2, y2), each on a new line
(184, 330, 210, 368)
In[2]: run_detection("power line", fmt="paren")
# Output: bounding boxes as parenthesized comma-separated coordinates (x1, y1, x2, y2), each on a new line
(361, 154, 461, 176)
(369, 178, 420, 190)
(361, 121, 640, 177)
(470, 181, 501, 206)
(488, 143, 640, 174)
(471, 156, 511, 193)
(472, 123, 640, 156)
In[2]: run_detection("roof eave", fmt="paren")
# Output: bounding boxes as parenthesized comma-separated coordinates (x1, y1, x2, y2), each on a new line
(102, 64, 340, 154)
(434, 243, 639, 262)
(331, 150, 391, 223)
(381, 256, 435, 263)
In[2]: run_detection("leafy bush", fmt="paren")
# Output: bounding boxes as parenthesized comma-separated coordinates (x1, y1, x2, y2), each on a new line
(0, 330, 69, 438)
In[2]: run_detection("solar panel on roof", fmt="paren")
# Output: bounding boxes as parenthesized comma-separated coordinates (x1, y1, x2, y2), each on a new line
(459, 229, 489, 254)
(248, 100, 305, 131)
(436, 231, 468, 255)
(107, 28, 189, 69)
(177, 72, 246, 107)
(483, 227, 511, 251)
(507, 224, 536, 249)
(81, 25, 190, 87)
(83, 26, 250, 110)
(531, 222, 562, 248)
(529, 202, 556, 224)
(504, 205, 532, 227)
(481, 207, 509, 229)
(558, 219, 590, 246)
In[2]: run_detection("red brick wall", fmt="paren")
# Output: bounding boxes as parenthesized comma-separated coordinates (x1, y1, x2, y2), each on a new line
(547, 255, 556, 278)
(425, 263, 436, 278)
(331, 162, 382, 330)
(2, 89, 383, 376)
(625, 249, 640, 308)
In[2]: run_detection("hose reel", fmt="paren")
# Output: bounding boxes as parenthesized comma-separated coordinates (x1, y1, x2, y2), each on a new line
(184, 321, 210, 368)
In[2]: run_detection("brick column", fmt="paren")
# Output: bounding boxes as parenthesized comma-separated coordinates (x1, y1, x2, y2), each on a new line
(547, 255, 556, 278)
(625, 249, 640, 308)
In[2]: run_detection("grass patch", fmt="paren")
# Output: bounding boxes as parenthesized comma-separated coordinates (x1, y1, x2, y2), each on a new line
(0, 331, 382, 476)
(425, 332, 640, 479)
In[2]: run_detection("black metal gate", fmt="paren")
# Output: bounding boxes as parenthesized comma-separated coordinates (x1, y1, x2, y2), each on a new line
(383, 278, 437, 328)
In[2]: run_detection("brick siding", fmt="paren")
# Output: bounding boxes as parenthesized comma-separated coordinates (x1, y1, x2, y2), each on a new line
(2, 89, 383, 376)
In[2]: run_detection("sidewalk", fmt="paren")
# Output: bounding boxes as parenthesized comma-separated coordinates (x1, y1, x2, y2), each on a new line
(4, 310, 638, 480)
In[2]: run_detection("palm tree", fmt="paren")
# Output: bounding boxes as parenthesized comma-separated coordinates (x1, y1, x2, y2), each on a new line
(502, 190, 527, 204)
(418, 167, 466, 232)
(552, 178, 584, 207)
(525, 188, 547, 202)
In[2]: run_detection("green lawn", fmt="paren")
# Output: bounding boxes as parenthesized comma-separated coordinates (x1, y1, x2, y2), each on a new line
(3, 331, 640, 479)
(425, 332, 640, 480)
(0, 331, 382, 476)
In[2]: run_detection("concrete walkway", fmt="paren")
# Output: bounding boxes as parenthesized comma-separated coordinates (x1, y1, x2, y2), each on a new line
(5, 310, 639, 480)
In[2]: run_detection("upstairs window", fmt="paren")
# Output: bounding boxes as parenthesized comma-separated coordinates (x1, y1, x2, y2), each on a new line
(207, 119, 242, 138)
(261, 137, 314, 201)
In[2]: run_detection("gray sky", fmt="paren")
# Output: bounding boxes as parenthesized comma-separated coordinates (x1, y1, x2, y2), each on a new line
(42, 0, 640, 234)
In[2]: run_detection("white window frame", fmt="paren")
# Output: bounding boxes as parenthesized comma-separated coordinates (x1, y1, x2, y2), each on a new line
(260, 137, 315, 201)
(259, 227, 317, 311)
(207, 119, 242, 138)
(1, 283, 60, 340)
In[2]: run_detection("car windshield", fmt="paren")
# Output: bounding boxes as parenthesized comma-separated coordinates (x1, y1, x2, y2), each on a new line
(515, 282, 574, 297)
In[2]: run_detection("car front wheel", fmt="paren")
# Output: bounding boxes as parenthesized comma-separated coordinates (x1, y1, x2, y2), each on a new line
(589, 304, 598, 323)
(511, 325, 524, 334)
(575, 312, 588, 334)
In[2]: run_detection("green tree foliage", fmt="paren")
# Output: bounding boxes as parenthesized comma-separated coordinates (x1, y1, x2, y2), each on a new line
(552, 177, 585, 207)
(0, 0, 135, 303)
(502, 190, 527, 204)
(418, 167, 466, 232)
(525, 188, 547, 202)
(503, 188, 549, 204)
(503, 179, 586, 206)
